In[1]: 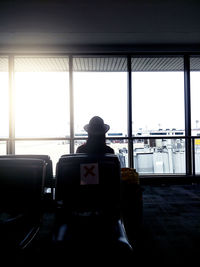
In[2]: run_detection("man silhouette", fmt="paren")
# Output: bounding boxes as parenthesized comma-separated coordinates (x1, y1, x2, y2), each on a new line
(76, 116, 114, 154)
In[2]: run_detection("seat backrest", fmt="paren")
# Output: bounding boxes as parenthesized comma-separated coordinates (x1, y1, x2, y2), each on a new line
(55, 153, 121, 217)
(0, 154, 53, 189)
(0, 158, 46, 212)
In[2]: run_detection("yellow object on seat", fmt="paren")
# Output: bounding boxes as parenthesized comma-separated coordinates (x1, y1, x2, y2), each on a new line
(121, 168, 139, 184)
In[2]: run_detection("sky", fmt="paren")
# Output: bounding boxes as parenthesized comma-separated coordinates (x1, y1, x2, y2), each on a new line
(132, 72, 185, 131)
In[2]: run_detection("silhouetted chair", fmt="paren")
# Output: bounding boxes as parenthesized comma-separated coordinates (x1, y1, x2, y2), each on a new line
(0, 155, 54, 198)
(0, 158, 46, 251)
(53, 153, 132, 259)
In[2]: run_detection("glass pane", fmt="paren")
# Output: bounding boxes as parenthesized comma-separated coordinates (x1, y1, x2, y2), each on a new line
(74, 139, 128, 167)
(133, 138, 185, 174)
(107, 139, 128, 167)
(0, 141, 7, 155)
(15, 140, 70, 175)
(14, 57, 70, 138)
(73, 57, 127, 137)
(132, 57, 185, 136)
(195, 138, 200, 174)
(0, 57, 9, 138)
(190, 57, 200, 136)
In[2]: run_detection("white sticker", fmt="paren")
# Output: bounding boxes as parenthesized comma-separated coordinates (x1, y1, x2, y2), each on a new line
(80, 163, 99, 185)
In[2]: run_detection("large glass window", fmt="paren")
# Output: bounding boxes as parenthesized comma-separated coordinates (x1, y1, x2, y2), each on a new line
(190, 57, 200, 173)
(15, 140, 70, 174)
(0, 141, 7, 155)
(0, 53, 198, 177)
(107, 139, 128, 167)
(0, 57, 9, 138)
(132, 57, 184, 135)
(73, 57, 127, 137)
(131, 57, 185, 174)
(14, 57, 70, 138)
(133, 138, 185, 174)
(190, 57, 200, 137)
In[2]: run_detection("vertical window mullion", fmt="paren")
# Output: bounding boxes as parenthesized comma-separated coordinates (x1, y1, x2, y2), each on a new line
(69, 55, 74, 153)
(127, 55, 133, 168)
(184, 55, 192, 175)
(8, 55, 15, 154)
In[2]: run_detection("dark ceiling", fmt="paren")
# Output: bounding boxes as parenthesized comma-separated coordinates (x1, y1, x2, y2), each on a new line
(0, 0, 200, 53)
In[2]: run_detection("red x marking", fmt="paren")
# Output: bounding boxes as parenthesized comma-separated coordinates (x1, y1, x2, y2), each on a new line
(84, 165, 95, 177)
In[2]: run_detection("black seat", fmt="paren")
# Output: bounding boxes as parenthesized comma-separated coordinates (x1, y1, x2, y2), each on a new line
(0, 158, 46, 251)
(0, 154, 54, 197)
(56, 153, 120, 215)
(53, 153, 132, 259)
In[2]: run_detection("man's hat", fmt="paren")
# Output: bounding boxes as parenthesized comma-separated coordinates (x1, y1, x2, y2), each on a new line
(84, 116, 110, 134)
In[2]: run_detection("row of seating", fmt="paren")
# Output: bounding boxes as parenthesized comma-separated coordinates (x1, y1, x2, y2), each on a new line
(0, 153, 133, 258)
(0, 154, 54, 195)
(0, 156, 46, 251)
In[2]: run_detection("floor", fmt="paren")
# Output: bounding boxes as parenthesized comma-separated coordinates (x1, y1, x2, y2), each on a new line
(5, 183, 200, 266)
(134, 184, 200, 266)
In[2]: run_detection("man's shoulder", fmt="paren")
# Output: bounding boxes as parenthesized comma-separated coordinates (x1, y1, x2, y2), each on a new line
(106, 145, 114, 154)
(76, 143, 87, 153)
